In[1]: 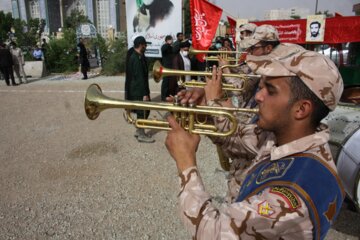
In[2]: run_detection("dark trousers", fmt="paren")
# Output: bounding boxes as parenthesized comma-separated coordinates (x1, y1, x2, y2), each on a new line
(0, 66, 16, 85)
(161, 76, 170, 101)
(81, 65, 88, 79)
(129, 95, 150, 119)
(134, 109, 150, 119)
(161, 76, 178, 101)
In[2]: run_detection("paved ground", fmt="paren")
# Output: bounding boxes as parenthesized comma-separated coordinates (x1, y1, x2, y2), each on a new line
(0, 74, 359, 239)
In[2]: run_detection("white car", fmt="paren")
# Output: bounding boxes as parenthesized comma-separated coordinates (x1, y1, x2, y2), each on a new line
(317, 43, 349, 66)
(322, 86, 360, 212)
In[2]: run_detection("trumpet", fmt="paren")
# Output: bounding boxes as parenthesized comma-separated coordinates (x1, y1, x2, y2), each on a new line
(189, 47, 246, 62)
(85, 84, 258, 137)
(152, 61, 260, 92)
(189, 47, 245, 55)
(178, 79, 246, 92)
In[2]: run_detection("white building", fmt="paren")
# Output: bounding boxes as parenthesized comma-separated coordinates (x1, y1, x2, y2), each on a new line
(6, 0, 126, 38)
(264, 7, 310, 20)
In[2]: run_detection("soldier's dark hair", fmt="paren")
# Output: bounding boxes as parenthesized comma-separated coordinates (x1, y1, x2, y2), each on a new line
(260, 40, 280, 49)
(287, 76, 330, 128)
(165, 35, 173, 41)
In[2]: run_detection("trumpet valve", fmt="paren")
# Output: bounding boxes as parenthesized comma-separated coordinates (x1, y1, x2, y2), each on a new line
(188, 103, 196, 133)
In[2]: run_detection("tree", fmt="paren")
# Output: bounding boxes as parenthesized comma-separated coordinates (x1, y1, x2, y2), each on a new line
(0, 11, 13, 42)
(45, 28, 78, 73)
(316, 10, 334, 18)
(0, 11, 44, 60)
(290, 15, 301, 19)
(64, 9, 91, 29)
(101, 34, 128, 75)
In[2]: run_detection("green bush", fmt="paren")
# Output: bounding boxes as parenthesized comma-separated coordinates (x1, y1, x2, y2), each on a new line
(45, 29, 78, 73)
(101, 34, 128, 75)
(88, 34, 108, 68)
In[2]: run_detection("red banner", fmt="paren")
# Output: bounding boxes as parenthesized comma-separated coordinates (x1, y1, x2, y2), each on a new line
(190, 0, 223, 61)
(227, 16, 236, 49)
(253, 16, 360, 44)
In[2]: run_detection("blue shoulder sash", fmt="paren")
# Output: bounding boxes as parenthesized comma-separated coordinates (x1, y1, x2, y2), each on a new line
(236, 153, 345, 240)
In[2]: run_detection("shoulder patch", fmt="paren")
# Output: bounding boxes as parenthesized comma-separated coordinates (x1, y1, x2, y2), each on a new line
(257, 200, 275, 218)
(270, 186, 301, 209)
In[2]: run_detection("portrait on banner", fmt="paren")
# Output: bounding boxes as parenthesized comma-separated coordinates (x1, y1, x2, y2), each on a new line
(125, 0, 182, 58)
(306, 15, 326, 42)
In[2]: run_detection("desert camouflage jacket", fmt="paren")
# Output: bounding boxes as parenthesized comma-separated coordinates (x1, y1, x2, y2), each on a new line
(178, 122, 337, 239)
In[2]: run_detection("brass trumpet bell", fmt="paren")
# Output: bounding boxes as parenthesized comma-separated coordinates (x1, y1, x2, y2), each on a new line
(85, 84, 258, 137)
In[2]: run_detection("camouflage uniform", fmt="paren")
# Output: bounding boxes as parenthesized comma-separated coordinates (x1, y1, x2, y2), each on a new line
(217, 25, 300, 202)
(219, 43, 308, 202)
(224, 25, 281, 111)
(177, 47, 344, 239)
(239, 23, 257, 34)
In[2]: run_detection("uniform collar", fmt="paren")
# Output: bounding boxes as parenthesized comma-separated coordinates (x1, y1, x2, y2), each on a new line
(270, 123, 330, 161)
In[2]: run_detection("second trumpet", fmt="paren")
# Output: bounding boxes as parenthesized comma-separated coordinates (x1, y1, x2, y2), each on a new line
(152, 61, 260, 92)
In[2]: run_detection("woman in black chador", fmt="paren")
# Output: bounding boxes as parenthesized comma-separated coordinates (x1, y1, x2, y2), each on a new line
(77, 38, 90, 79)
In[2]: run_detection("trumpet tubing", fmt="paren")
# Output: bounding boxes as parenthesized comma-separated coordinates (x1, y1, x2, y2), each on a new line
(189, 47, 246, 63)
(178, 80, 244, 92)
(152, 60, 260, 83)
(189, 47, 244, 55)
(85, 84, 258, 137)
(204, 56, 238, 62)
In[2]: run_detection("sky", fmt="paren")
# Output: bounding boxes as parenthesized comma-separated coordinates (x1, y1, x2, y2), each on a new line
(0, 1, 11, 13)
(1, 0, 358, 19)
(212, 0, 359, 20)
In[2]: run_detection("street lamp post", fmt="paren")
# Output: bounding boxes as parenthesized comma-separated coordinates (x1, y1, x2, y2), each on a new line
(315, 0, 319, 14)
(59, 0, 64, 27)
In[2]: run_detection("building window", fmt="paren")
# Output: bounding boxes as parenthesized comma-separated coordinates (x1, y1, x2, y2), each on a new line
(96, 0, 110, 38)
(29, 0, 40, 19)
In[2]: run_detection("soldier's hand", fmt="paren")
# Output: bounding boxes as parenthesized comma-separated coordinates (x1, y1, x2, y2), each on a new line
(204, 66, 223, 101)
(165, 115, 200, 172)
(172, 88, 206, 105)
(218, 56, 230, 74)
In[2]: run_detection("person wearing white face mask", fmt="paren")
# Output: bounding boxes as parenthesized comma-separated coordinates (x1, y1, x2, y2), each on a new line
(171, 40, 192, 91)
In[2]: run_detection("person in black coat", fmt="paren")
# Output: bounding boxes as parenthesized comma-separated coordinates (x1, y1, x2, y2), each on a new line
(125, 36, 155, 143)
(77, 38, 90, 80)
(160, 35, 175, 101)
(0, 42, 17, 86)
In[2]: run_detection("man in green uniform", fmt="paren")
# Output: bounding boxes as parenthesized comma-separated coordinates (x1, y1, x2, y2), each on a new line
(126, 36, 155, 143)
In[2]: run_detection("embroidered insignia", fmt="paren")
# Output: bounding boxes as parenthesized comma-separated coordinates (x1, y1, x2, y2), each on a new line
(270, 186, 301, 209)
(324, 197, 337, 222)
(257, 201, 275, 218)
(246, 173, 256, 187)
(256, 158, 294, 183)
(239, 173, 257, 196)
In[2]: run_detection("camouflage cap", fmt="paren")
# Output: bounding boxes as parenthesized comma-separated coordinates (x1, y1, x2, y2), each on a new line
(267, 42, 305, 58)
(240, 24, 279, 49)
(246, 47, 344, 111)
(239, 23, 257, 33)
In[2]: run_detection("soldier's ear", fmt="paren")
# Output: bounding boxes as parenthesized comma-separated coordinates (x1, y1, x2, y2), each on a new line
(293, 99, 313, 121)
(264, 45, 273, 54)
